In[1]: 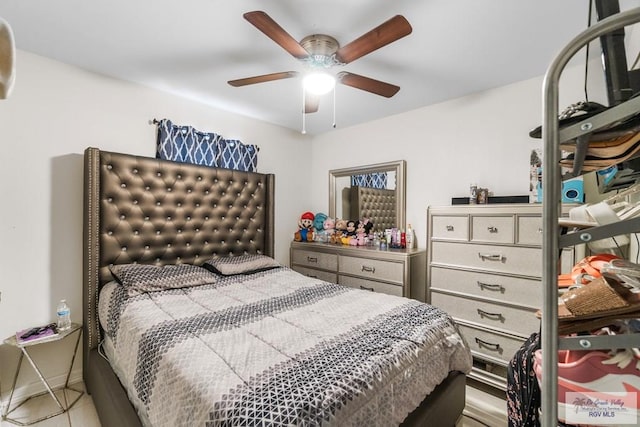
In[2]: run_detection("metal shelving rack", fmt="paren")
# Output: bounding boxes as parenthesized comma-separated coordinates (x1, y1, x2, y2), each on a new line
(541, 7, 640, 426)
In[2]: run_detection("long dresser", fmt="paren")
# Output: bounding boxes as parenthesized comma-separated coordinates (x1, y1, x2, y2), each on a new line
(290, 241, 427, 301)
(426, 204, 581, 390)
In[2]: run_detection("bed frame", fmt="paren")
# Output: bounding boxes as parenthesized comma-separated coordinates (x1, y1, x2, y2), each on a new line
(82, 147, 466, 426)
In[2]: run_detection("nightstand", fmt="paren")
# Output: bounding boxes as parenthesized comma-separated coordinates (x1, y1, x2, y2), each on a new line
(2, 323, 84, 426)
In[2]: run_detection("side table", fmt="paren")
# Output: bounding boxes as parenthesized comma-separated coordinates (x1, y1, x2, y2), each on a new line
(2, 322, 84, 426)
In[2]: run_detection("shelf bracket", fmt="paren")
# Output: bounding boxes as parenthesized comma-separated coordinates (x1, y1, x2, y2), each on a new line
(559, 333, 640, 350)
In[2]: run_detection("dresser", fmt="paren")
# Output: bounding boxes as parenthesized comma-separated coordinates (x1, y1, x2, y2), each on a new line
(290, 241, 427, 300)
(426, 204, 581, 390)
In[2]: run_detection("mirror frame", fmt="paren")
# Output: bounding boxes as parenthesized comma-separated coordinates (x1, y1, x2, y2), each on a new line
(329, 160, 406, 231)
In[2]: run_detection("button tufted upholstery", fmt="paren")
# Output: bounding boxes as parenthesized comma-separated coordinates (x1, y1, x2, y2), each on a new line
(83, 147, 274, 355)
(350, 186, 396, 231)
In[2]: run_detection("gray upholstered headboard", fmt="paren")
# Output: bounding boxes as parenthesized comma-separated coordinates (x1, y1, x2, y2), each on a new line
(350, 186, 396, 231)
(82, 147, 274, 364)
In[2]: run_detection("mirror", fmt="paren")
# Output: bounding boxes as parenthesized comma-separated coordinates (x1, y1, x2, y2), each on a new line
(329, 160, 406, 232)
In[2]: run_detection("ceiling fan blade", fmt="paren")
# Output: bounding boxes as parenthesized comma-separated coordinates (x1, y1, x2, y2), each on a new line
(305, 93, 320, 114)
(335, 15, 412, 64)
(244, 11, 309, 60)
(228, 71, 298, 87)
(337, 72, 400, 98)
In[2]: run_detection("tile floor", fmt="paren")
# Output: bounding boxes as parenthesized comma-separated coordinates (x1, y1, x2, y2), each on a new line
(1, 382, 506, 427)
(1, 382, 99, 427)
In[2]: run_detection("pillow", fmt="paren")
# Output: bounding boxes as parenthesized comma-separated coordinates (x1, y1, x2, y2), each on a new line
(109, 263, 217, 295)
(202, 254, 280, 276)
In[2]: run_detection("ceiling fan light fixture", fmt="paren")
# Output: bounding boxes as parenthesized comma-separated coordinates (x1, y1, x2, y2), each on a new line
(303, 72, 335, 95)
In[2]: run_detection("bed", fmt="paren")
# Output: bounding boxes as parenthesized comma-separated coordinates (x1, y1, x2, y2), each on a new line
(82, 147, 472, 427)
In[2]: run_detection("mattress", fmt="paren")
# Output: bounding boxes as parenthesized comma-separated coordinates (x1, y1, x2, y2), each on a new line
(98, 266, 472, 427)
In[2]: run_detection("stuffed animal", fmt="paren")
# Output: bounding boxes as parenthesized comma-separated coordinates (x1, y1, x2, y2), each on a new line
(314, 216, 334, 243)
(313, 213, 328, 232)
(331, 218, 347, 244)
(294, 211, 315, 242)
(323, 217, 335, 236)
(345, 220, 357, 236)
(362, 218, 374, 237)
(349, 220, 368, 246)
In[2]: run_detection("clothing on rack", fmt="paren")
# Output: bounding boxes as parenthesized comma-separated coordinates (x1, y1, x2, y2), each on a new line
(507, 332, 541, 427)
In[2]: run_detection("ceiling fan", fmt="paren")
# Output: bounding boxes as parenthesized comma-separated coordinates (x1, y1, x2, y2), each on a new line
(228, 11, 412, 114)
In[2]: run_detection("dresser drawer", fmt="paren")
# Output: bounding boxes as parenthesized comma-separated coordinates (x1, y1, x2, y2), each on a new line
(431, 215, 468, 241)
(517, 214, 573, 246)
(517, 216, 543, 245)
(431, 292, 538, 337)
(471, 215, 514, 244)
(339, 256, 404, 285)
(339, 275, 403, 297)
(291, 249, 338, 271)
(430, 241, 541, 277)
(429, 266, 541, 308)
(457, 324, 525, 365)
(292, 266, 337, 284)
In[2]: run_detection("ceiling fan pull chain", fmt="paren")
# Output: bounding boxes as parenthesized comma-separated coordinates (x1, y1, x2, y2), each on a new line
(332, 86, 337, 129)
(302, 89, 307, 134)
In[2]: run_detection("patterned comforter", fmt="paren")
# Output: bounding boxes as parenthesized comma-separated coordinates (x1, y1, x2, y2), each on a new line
(99, 266, 472, 427)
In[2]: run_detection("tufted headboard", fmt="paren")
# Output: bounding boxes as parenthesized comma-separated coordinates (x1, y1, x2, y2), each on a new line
(82, 147, 274, 364)
(350, 186, 396, 231)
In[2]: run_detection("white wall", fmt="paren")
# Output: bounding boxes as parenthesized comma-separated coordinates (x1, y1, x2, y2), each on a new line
(309, 61, 609, 246)
(0, 50, 311, 400)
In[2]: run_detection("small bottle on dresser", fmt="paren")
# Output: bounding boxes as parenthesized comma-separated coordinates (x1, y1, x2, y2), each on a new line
(406, 224, 416, 249)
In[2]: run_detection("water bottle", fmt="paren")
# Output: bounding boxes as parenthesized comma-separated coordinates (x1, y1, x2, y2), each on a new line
(57, 299, 71, 331)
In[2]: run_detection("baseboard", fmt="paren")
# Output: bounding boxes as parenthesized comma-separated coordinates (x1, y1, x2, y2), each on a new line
(0, 367, 83, 413)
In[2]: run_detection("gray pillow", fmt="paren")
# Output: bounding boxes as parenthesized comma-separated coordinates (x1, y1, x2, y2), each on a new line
(202, 254, 280, 276)
(109, 263, 217, 295)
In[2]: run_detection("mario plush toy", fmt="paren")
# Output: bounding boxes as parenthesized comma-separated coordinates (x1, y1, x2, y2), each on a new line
(294, 211, 315, 242)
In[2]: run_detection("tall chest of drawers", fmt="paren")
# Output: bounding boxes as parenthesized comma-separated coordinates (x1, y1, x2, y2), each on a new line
(426, 204, 580, 389)
(290, 241, 427, 301)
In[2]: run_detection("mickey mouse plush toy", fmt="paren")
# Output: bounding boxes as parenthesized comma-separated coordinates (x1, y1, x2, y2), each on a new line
(294, 211, 315, 242)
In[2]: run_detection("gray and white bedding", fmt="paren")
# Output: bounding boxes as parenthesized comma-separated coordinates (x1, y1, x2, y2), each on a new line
(99, 265, 472, 427)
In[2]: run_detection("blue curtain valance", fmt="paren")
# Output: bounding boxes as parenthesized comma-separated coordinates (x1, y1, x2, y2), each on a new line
(351, 172, 388, 189)
(155, 119, 258, 172)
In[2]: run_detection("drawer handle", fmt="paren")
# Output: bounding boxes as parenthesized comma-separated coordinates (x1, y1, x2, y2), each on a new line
(306, 256, 318, 263)
(487, 226, 498, 233)
(477, 309, 504, 322)
(359, 285, 375, 292)
(478, 253, 505, 262)
(446, 225, 454, 231)
(477, 281, 505, 293)
(361, 265, 376, 273)
(474, 337, 502, 353)
(307, 275, 318, 279)
(537, 228, 543, 234)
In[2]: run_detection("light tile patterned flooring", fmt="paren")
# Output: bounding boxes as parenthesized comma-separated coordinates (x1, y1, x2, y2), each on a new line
(1, 382, 506, 427)
(1, 383, 99, 427)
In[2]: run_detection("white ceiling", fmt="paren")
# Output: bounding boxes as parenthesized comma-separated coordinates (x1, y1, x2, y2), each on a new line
(1, 1, 633, 134)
